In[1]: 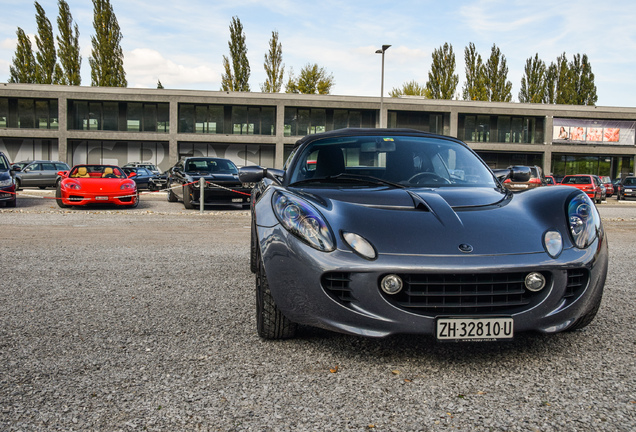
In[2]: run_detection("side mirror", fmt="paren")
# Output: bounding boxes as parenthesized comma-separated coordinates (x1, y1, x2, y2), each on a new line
(128, 172, 137, 178)
(57, 170, 69, 179)
(11, 165, 22, 172)
(508, 166, 531, 182)
(239, 166, 284, 184)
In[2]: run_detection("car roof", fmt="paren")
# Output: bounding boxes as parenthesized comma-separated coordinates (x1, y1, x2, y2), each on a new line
(292, 128, 466, 149)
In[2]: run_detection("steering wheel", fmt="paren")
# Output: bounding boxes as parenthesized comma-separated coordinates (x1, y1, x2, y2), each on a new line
(104, 174, 117, 178)
(407, 172, 451, 185)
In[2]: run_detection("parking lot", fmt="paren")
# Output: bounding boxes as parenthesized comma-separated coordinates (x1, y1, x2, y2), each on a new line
(1, 190, 635, 431)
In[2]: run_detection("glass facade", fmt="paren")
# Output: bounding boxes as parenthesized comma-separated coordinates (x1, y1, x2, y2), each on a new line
(0, 97, 58, 130)
(0, 138, 59, 161)
(477, 151, 544, 170)
(387, 110, 449, 135)
(458, 114, 544, 144)
(178, 104, 275, 135)
(67, 100, 169, 132)
(178, 142, 275, 167)
(284, 107, 376, 137)
(67, 140, 170, 171)
(550, 154, 632, 179)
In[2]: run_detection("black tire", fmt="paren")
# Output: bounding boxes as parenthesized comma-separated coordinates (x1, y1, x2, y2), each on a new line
(38, 186, 46, 190)
(255, 248, 297, 340)
(183, 185, 195, 209)
(567, 293, 603, 331)
(128, 192, 139, 209)
(167, 185, 178, 202)
(15, 178, 21, 191)
(250, 218, 258, 274)
(55, 184, 69, 208)
(6, 198, 16, 208)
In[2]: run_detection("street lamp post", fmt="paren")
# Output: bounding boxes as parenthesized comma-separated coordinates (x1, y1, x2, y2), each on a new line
(375, 44, 391, 128)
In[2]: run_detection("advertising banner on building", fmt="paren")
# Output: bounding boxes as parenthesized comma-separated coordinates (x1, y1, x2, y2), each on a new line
(553, 118, 635, 146)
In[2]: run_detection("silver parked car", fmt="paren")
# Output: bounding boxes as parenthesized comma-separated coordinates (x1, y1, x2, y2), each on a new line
(14, 160, 70, 190)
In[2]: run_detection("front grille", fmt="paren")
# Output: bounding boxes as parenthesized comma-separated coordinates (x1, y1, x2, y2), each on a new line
(564, 268, 589, 298)
(382, 272, 548, 315)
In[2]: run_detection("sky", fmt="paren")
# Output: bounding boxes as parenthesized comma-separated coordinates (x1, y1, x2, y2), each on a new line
(1, 0, 635, 107)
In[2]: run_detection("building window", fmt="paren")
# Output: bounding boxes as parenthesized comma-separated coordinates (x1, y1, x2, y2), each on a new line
(67, 100, 169, 132)
(178, 104, 275, 135)
(0, 98, 58, 130)
(284, 107, 376, 136)
(388, 110, 448, 135)
(459, 114, 544, 144)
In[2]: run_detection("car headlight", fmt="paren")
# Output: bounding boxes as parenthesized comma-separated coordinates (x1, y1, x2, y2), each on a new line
(568, 193, 600, 249)
(0, 178, 12, 187)
(272, 190, 335, 252)
(120, 183, 135, 190)
(66, 182, 81, 190)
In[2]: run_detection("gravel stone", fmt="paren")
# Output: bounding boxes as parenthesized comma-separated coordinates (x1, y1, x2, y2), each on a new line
(1, 190, 635, 431)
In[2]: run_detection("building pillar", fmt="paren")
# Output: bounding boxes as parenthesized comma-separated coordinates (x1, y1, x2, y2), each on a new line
(57, 95, 68, 163)
(543, 115, 554, 175)
(275, 101, 285, 169)
(169, 96, 179, 165)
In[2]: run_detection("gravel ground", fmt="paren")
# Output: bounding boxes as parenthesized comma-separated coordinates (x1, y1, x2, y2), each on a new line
(1, 191, 635, 431)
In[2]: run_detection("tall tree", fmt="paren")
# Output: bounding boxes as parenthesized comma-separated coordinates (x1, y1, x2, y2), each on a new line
(56, 0, 81, 85)
(546, 52, 573, 104)
(221, 16, 250, 92)
(285, 64, 334, 94)
(389, 80, 426, 97)
(425, 42, 458, 99)
(261, 30, 284, 93)
(9, 28, 37, 83)
(34, 2, 58, 84)
(462, 42, 487, 101)
(89, 0, 126, 87)
(519, 53, 546, 104)
(570, 53, 597, 106)
(484, 44, 512, 102)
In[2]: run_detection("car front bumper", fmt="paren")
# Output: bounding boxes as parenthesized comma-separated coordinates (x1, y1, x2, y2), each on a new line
(259, 224, 608, 338)
(60, 192, 138, 206)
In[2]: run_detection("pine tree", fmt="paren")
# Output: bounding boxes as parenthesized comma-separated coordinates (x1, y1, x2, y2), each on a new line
(89, 0, 126, 87)
(285, 64, 334, 94)
(484, 44, 512, 102)
(519, 53, 546, 104)
(157, 80, 164, 89)
(389, 80, 427, 97)
(546, 53, 573, 104)
(56, 0, 81, 85)
(34, 2, 58, 84)
(221, 16, 250, 92)
(462, 42, 487, 101)
(570, 53, 597, 106)
(261, 30, 284, 93)
(9, 28, 37, 83)
(425, 42, 458, 99)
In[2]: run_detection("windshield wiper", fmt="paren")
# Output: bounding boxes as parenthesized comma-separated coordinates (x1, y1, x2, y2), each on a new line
(291, 173, 405, 188)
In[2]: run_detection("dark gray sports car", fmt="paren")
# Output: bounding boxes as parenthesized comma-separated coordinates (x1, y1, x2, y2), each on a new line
(239, 129, 607, 341)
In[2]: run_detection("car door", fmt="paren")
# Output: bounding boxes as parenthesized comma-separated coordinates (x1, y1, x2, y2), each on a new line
(40, 162, 58, 186)
(20, 163, 42, 186)
(169, 161, 185, 200)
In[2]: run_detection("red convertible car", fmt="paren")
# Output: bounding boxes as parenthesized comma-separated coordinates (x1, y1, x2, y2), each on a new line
(56, 164, 138, 208)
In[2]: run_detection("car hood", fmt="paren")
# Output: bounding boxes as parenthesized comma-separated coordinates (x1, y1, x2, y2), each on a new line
(187, 173, 241, 183)
(289, 186, 572, 257)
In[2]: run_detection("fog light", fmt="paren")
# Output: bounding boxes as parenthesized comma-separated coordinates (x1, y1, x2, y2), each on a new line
(381, 274, 403, 295)
(525, 272, 546, 292)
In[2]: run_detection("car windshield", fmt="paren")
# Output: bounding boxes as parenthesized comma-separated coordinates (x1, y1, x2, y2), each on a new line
(624, 178, 636, 186)
(0, 157, 8, 170)
(70, 165, 127, 179)
(185, 158, 238, 174)
(562, 176, 591, 185)
(288, 135, 497, 188)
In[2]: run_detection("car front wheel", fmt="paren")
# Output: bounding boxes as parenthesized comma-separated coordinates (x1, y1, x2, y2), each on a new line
(55, 184, 69, 208)
(183, 185, 195, 209)
(167, 185, 178, 202)
(255, 248, 297, 340)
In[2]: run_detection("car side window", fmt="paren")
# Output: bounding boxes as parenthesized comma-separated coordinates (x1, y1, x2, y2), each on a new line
(27, 163, 41, 171)
(42, 163, 56, 171)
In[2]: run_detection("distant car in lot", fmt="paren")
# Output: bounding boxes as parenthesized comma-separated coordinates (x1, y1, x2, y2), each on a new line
(123, 167, 155, 190)
(502, 165, 544, 191)
(123, 162, 161, 175)
(560, 174, 605, 204)
(239, 128, 608, 340)
(56, 164, 138, 208)
(0, 151, 17, 208)
(148, 171, 168, 191)
(166, 157, 252, 209)
(617, 176, 636, 200)
(545, 175, 557, 185)
(14, 160, 70, 190)
(600, 176, 614, 197)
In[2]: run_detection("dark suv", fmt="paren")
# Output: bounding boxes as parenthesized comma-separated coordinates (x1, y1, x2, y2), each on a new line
(0, 151, 17, 207)
(14, 160, 70, 190)
(502, 165, 544, 191)
(166, 157, 252, 209)
(617, 176, 636, 200)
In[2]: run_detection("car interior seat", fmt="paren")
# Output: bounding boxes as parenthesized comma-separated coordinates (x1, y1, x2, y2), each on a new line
(314, 147, 345, 178)
(102, 167, 114, 177)
(74, 167, 90, 178)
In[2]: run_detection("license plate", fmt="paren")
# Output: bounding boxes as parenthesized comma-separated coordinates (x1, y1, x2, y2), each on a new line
(0, 193, 9, 198)
(626, 189, 633, 192)
(95, 196, 108, 200)
(437, 317, 513, 341)
(232, 198, 243, 203)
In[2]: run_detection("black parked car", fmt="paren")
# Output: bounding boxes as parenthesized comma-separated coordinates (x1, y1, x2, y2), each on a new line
(14, 160, 70, 190)
(617, 176, 636, 200)
(0, 151, 17, 207)
(123, 167, 155, 190)
(148, 171, 169, 191)
(166, 157, 252, 209)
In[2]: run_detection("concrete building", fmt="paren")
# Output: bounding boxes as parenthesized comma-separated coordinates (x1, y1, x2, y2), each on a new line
(1, 83, 634, 179)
